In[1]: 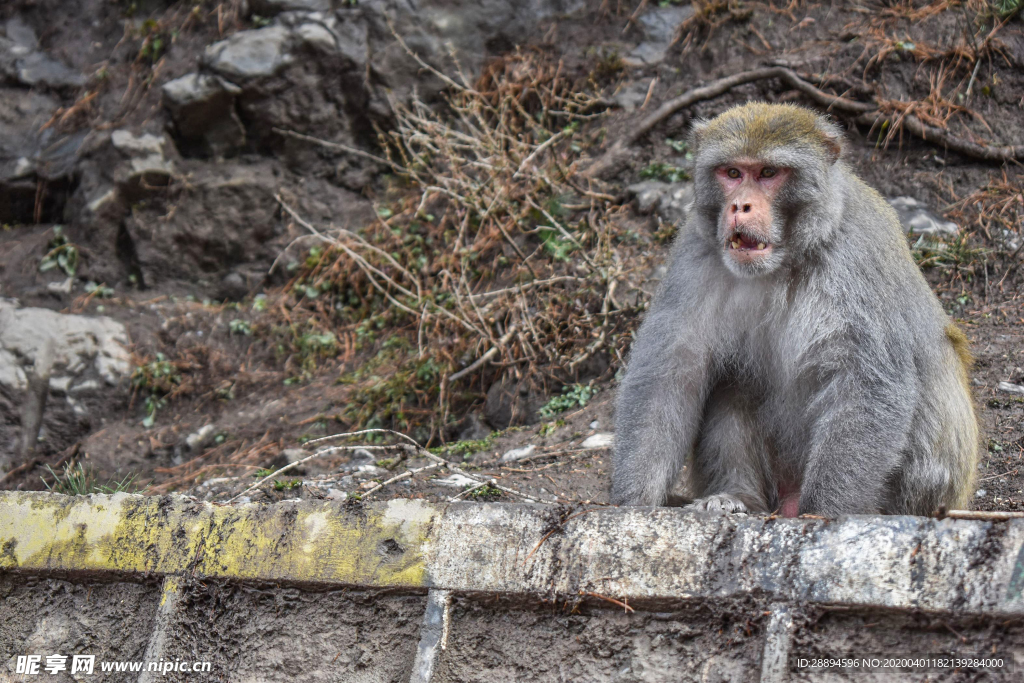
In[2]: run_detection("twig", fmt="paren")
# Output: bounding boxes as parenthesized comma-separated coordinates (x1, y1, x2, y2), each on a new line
(385, 14, 474, 94)
(941, 509, 1024, 521)
(524, 507, 602, 563)
(224, 442, 403, 503)
(514, 129, 569, 178)
(440, 591, 453, 650)
(449, 478, 498, 501)
(587, 66, 1024, 178)
(360, 461, 444, 499)
(580, 590, 634, 613)
(467, 276, 582, 302)
(448, 325, 518, 382)
(526, 197, 596, 270)
(273, 127, 403, 172)
(855, 110, 1024, 163)
(419, 449, 546, 503)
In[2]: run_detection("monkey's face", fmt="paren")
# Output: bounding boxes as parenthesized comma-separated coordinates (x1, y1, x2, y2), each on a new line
(715, 159, 790, 277)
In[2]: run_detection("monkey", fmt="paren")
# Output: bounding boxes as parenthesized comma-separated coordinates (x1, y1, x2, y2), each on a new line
(610, 102, 978, 518)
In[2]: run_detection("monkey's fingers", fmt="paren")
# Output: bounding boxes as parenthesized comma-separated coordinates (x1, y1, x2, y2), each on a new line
(686, 494, 749, 515)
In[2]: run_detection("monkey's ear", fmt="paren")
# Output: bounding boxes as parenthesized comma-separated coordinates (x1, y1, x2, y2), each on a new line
(689, 118, 711, 150)
(816, 119, 844, 165)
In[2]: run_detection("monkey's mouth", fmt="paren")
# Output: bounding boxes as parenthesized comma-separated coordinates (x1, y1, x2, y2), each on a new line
(726, 230, 772, 253)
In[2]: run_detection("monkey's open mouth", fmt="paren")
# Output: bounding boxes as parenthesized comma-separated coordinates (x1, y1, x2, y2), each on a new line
(727, 231, 771, 252)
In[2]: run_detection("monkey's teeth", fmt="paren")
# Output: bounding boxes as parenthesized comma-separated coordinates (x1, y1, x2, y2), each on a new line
(757, 243, 766, 250)
(731, 240, 740, 249)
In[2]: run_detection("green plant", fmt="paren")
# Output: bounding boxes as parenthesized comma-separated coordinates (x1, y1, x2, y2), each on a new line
(665, 138, 694, 158)
(253, 468, 274, 478)
(229, 319, 252, 336)
(131, 353, 182, 427)
(640, 162, 691, 183)
(538, 227, 578, 261)
(539, 384, 598, 419)
(42, 462, 141, 496)
(85, 281, 115, 298)
(466, 483, 502, 500)
(539, 419, 565, 436)
(910, 232, 984, 270)
(138, 19, 168, 64)
(273, 478, 302, 491)
(430, 433, 498, 459)
(590, 48, 624, 82)
(993, 0, 1020, 17)
(39, 226, 79, 277)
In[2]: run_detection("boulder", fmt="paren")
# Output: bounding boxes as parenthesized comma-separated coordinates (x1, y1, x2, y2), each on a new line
(628, 180, 695, 226)
(0, 300, 131, 394)
(250, 0, 333, 14)
(888, 196, 960, 239)
(625, 4, 696, 65)
(203, 24, 296, 81)
(1, 19, 85, 89)
(161, 73, 245, 157)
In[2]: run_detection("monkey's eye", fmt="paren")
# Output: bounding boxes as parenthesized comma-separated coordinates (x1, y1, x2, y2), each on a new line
(727, 168, 741, 179)
(761, 167, 777, 178)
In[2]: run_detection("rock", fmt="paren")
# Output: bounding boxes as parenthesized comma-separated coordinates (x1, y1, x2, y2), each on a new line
(351, 448, 376, 463)
(484, 377, 541, 429)
(4, 17, 38, 49)
(1, 19, 85, 90)
(204, 25, 295, 81)
(218, 272, 249, 301)
(626, 4, 696, 65)
(186, 424, 217, 450)
(628, 180, 694, 225)
(110, 130, 175, 183)
(501, 444, 536, 463)
(581, 433, 614, 449)
(12, 51, 86, 89)
(281, 447, 306, 463)
(997, 382, 1024, 396)
(888, 197, 959, 238)
(46, 277, 73, 295)
(250, 0, 332, 14)
(446, 412, 491, 443)
(589, 420, 600, 430)
(975, 488, 987, 498)
(0, 88, 82, 223)
(326, 488, 347, 501)
(161, 73, 245, 157)
(122, 161, 279, 285)
(0, 300, 131, 393)
(435, 473, 479, 488)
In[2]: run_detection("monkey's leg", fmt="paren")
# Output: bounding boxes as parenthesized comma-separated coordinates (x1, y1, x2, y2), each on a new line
(799, 373, 913, 516)
(686, 385, 772, 514)
(611, 343, 712, 507)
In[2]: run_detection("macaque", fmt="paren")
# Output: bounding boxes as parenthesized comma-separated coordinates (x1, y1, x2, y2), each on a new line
(611, 102, 978, 517)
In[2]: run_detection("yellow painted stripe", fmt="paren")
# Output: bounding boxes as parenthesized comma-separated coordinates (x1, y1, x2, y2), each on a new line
(0, 492, 434, 587)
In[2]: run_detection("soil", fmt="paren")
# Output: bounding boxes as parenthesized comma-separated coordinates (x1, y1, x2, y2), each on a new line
(0, 0, 1022, 515)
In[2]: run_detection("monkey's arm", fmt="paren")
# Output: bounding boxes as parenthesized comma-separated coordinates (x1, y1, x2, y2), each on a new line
(611, 257, 716, 506)
(798, 346, 917, 516)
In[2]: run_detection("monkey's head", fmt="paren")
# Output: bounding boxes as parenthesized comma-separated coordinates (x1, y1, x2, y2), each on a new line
(691, 102, 844, 278)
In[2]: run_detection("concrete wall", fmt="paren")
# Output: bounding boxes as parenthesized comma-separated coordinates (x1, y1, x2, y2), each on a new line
(2, 492, 1023, 681)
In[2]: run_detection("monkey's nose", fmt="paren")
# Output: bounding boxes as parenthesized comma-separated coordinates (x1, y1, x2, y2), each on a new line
(731, 202, 753, 214)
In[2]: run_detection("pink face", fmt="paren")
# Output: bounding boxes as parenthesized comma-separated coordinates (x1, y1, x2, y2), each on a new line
(715, 160, 791, 267)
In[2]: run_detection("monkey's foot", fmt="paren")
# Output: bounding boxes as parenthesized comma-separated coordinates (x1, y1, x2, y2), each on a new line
(686, 494, 749, 514)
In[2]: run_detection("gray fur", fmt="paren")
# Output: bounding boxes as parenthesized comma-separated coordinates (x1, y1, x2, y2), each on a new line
(611, 105, 978, 516)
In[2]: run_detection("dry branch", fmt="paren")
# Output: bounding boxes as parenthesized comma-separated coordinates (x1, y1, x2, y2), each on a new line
(587, 66, 1024, 178)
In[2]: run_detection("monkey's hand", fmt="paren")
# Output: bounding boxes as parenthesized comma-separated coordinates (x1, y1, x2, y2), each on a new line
(686, 494, 748, 514)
